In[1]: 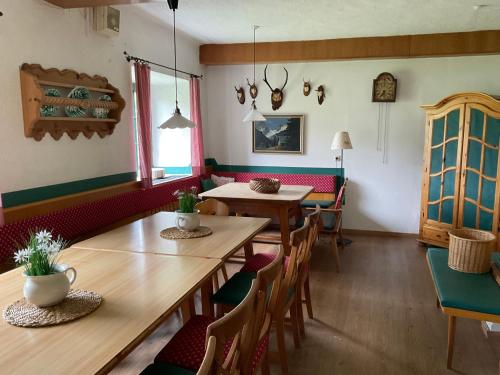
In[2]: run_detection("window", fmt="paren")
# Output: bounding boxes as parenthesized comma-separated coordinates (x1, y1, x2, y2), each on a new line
(132, 69, 192, 182)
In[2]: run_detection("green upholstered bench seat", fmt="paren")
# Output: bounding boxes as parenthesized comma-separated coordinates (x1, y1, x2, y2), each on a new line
(301, 200, 334, 208)
(427, 248, 500, 316)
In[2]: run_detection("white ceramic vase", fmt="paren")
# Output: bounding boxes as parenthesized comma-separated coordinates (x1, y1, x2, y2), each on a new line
(23, 264, 77, 307)
(175, 210, 200, 232)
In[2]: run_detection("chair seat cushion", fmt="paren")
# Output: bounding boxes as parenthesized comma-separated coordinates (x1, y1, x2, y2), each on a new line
(141, 363, 196, 375)
(155, 315, 215, 371)
(240, 253, 290, 273)
(212, 272, 257, 305)
(301, 199, 335, 208)
(252, 334, 270, 371)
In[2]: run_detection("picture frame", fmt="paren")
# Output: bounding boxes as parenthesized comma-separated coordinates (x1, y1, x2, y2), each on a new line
(252, 114, 304, 154)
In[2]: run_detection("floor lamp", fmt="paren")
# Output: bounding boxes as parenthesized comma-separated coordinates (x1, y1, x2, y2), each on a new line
(331, 131, 353, 246)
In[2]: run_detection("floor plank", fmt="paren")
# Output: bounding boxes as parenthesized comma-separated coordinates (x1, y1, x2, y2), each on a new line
(111, 235, 500, 375)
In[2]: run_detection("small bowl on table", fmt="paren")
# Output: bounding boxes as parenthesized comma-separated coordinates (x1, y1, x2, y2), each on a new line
(249, 178, 281, 194)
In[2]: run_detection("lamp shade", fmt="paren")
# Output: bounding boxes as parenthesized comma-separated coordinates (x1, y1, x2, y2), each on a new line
(331, 131, 353, 150)
(159, 107, 196, 129)
(243, 101, 266, 122)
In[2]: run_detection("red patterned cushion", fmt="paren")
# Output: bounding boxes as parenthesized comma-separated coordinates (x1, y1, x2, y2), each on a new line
(252, 334, 269, 372)
(240, 253, 289, 273)
(217, 172, 335, 193)
(155, 315, 215, 371)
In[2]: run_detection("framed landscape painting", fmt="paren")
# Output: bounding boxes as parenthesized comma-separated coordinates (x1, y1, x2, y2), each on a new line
(252, 115, 304, 154)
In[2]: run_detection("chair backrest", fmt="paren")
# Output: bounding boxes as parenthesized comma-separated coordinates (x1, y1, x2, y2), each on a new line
(334, 179, 348, 209)
(277, 218, 310, 312)
(242, 246, 284, 374)
(197, 336, 217, 375)
(196, 198, 230, 216)
(206, 280, 260, 374)
(304, 205, 321, 263)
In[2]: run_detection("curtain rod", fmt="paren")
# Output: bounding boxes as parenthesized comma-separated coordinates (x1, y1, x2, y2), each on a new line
(123, 51, 203, 79)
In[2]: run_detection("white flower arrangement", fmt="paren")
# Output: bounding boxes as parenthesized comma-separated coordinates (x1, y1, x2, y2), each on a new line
(13, 230, 67, 276)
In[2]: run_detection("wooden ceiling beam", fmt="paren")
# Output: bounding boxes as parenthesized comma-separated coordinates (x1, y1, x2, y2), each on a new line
(200, 30, 500, 65)
(44, 0, 159, 8)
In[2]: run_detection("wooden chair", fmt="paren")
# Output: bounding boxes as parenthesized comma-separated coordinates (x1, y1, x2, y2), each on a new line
(195, 199, 230, 284)
(308, 179, 347, 272)
(296, 205, 321, 334)
(150, 279, 261, 375)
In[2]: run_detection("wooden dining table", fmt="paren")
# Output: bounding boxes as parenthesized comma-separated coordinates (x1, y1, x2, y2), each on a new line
(0, 248, 220, 375)
(199, 183, 313, 254)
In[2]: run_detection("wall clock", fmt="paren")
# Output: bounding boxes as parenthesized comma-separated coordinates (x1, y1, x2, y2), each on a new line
(372, 72, 397, 102)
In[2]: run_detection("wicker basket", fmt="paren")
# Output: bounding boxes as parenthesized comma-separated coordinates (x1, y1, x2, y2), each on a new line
(249, 178, 281, 194)
(448, 229, 496, 273)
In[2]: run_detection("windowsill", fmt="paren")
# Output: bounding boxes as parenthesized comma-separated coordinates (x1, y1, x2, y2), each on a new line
(152, 174, 192, 186)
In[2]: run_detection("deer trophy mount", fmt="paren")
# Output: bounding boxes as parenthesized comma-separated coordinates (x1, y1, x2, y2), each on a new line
(263, 65, 288, 111)
(316, 85, 325, 105)
(234, 85, 245, 105)
(246, 78, 258, 99)
(303, 79, 311, 96)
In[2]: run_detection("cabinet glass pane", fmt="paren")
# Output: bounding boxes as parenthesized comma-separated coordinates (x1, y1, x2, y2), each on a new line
(432, 117, 444, 146)
(467, 140, 482, 170)
(463, 201, 477, 228)
(484, 147, 498, 178)
(446, 110, 460, 138)
(442, 200, 454, 224)
(470, 109, 484, 138)
(444, 140, 457, 168)
(479, 210, 493, 231)
(481, 179, 496, 210)
(464, 171, 479, 200)
(443, 170, 455, 197)
(430, 147, 443, 174)
(485, 115, 500, 146)
(429, 176, 441, 202)
(428, 203, 439, 221)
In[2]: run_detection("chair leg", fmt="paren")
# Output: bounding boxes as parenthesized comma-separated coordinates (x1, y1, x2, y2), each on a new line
(275, 317, 289, 375)
(303, 276, 314, 319)
(296, 288, 306, 338)
(339, 225, 345, 249)
(289, 301, 301, 348)
(331, 234, 341, 273)
(221, 264, 229, 282)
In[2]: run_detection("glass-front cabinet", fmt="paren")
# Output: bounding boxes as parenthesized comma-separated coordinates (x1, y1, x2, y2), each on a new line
(419, 93, 500, 250)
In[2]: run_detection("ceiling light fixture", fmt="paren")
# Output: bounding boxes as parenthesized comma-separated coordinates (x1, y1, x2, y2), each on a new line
(243, 25, 266, 123)
(159, 0, 196, 129)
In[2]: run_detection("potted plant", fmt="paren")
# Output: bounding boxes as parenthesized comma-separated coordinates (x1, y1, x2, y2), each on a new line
(174, 187, 200, 231)
(14, 230, 76, 307)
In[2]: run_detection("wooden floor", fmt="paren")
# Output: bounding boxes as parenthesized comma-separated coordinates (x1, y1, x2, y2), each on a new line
(111, 234, 500, 375)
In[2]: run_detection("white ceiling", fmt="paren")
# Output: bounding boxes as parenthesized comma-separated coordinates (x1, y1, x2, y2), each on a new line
(136, 0, 500, 44)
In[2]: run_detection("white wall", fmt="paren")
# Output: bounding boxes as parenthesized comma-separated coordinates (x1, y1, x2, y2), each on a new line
(205, 56, 500, 233)
(0, 1, 203, 194)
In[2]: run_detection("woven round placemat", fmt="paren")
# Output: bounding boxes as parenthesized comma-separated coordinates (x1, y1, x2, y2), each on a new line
(3, 289, 102, 328)
(160, 226, 213, 240)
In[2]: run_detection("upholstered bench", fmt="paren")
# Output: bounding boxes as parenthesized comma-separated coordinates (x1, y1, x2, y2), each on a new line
(426, 248, 500, 369)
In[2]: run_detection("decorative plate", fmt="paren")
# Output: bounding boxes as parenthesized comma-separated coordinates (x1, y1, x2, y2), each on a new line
(40, 88, 61, 117)
(65, 86, 90, 118)
(92, 94, 112, 119)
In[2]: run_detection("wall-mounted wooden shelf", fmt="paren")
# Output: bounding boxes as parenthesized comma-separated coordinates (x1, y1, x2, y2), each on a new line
(20, 64, 126, 141)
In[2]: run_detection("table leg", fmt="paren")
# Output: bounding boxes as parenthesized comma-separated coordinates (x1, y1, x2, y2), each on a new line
(180, 294, 195, 324)
(243, 241, 254, 259)
(201, 279, 214, 317)
(278, 206, 291, 255)
(447, 315, 456, 369)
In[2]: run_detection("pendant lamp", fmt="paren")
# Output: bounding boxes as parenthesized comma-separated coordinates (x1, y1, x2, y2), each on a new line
(159, 0, 196, 129)
(243, 26, 266, 123)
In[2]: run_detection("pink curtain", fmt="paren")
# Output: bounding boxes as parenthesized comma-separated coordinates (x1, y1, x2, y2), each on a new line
(134, 63, 153, 189)
(190, 77, 205, 176)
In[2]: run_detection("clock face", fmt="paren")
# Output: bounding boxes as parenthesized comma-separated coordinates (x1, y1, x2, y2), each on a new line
(372, 73, 397, 102)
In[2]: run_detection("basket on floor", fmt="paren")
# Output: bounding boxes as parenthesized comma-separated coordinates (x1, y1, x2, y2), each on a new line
(448, 229, 496, 273)
(249, 178, 281, 194)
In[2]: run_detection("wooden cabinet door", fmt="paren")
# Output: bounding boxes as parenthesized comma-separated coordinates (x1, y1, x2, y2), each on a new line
(420, 105, 464, 244)
(458, 104, 500, 242)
